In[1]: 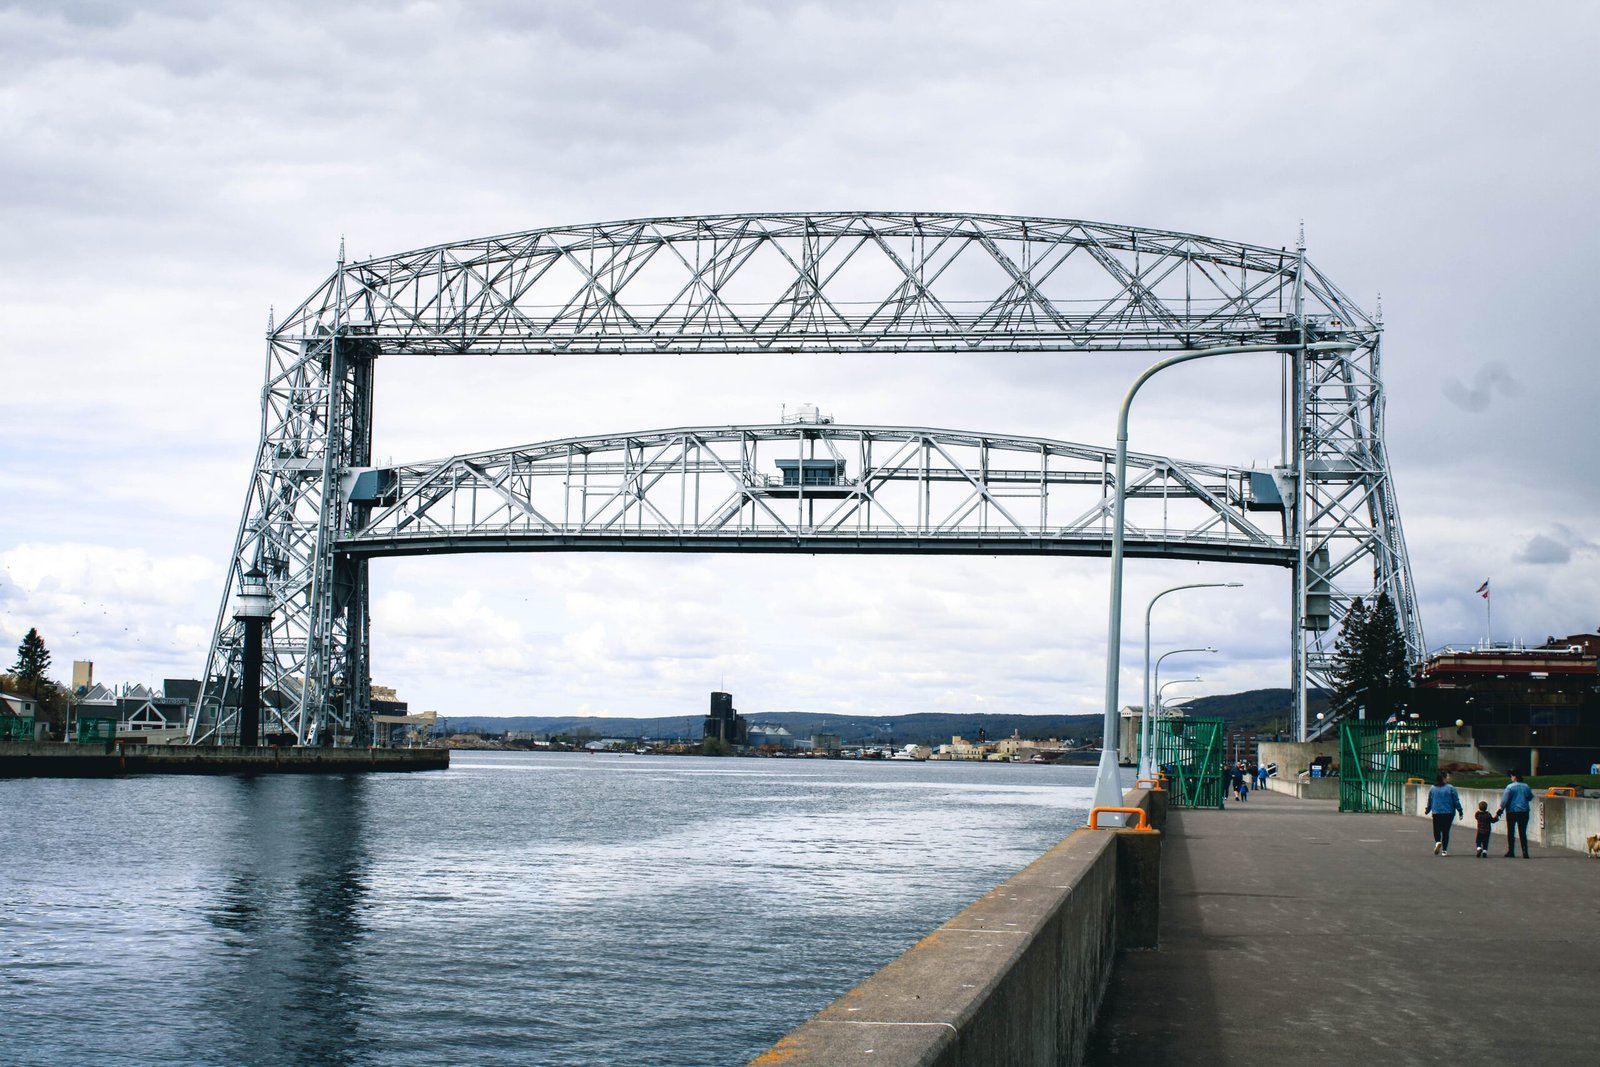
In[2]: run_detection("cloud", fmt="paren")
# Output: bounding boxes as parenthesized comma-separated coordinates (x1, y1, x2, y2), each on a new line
(0, 543, 220, 683)
(1441, 363, 1521, 413)
(1518, 534, 1570, 566)
(4, 2, 1600, 715)
(1517, 526, 1597, 567)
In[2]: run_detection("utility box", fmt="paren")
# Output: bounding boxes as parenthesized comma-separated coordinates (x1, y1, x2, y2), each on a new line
(1247, 470, 1284, 511)
(1305, 546, 1331, 631)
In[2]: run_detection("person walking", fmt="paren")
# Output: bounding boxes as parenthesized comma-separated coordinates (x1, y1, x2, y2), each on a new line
(1497, 771, 1535, 858)
(1424, 771, 1464, 856)
(1472, 800, 1499, 857)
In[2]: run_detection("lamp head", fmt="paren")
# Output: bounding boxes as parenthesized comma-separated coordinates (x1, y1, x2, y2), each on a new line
(233, 566, 274, 620)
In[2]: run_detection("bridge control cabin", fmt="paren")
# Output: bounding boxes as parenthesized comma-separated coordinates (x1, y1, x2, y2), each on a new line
(767, 458, 851, 498)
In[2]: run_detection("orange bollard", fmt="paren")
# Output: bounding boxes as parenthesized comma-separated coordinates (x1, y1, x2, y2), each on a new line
(1088, 806, 1154, 831)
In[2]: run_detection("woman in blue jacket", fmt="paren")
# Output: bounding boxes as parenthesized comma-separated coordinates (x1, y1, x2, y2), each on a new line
(1424, 772, 1464, 855)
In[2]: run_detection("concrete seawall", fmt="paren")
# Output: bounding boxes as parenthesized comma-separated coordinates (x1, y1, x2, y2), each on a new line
(0, 741, 449, 776)
(751, 787, 1165, 1067)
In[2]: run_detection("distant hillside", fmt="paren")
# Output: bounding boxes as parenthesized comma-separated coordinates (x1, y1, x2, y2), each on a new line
(443, 711, 1103, 747)
(445, 688, 1329, 745)
(1178, 688, 1329, 734)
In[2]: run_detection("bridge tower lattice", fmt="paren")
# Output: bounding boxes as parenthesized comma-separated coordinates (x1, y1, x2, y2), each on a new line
(192, 213, 1421, 746)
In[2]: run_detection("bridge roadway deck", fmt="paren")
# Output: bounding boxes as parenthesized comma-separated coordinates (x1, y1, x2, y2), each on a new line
(1086, 789, 1599, 1065)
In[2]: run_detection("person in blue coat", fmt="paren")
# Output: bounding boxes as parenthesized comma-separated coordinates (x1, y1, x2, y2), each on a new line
(1496, 772, 1535, 858)
(1424, 771, 1464, 856)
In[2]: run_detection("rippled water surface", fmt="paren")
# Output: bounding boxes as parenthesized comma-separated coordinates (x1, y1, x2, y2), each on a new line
(0, 752, 1111, 1065)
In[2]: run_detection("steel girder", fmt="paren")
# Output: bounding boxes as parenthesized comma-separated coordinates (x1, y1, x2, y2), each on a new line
(336, 424, 1293, 564)
(195, 212, 1422, 745)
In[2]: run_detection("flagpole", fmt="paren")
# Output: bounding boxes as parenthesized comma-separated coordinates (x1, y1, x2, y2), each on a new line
(1476, 579, 1492, 648)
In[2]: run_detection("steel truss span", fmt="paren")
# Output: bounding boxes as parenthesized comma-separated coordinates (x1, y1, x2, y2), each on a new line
(339, 424, 1294, 563)
(195, 212, 1422, 746)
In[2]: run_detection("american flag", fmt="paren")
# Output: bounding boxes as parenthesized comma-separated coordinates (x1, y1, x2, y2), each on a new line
(1476, 580, 1490, 599)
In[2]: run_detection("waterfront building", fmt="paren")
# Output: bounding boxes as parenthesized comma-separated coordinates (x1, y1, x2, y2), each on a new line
(809, 732, 841, 755)
(747, 722, 793, 749)
(1228, 730, 1291, 766)
(938, 735, 998, 761)
(1410, 632, 1600, 775)
(703, 690, 748, 746)
(995, 732, 1079, 763)
(71, 679, 200, 743)
(1, 692, 44, 740)
(370, 686, 412, 746)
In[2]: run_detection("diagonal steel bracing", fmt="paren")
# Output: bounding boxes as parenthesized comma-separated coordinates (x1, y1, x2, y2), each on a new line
(338, 426, 1287, 562)
(195, 213, 1422, 745)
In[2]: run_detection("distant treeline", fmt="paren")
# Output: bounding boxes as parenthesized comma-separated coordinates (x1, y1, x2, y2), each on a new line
(442, 688, 1324, 746)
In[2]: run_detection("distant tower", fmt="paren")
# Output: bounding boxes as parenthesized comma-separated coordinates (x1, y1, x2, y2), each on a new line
(702, 691, 748, 746)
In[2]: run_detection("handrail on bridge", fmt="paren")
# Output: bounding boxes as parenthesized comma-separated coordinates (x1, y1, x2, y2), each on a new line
(1135, 777, 1167, 791)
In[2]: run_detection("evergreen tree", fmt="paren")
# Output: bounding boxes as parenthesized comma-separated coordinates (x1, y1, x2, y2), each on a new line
(1330, 595, 1412, 720)
(1368, 592, 1411, 693)
(12, 628, 52, 697)
(1330, 597, 1369, 713)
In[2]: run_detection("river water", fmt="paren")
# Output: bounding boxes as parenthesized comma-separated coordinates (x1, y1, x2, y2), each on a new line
(0, 751, 1110, 1065)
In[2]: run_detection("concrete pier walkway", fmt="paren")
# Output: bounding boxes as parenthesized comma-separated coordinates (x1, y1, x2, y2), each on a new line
(1086, 789, 1600, 1065)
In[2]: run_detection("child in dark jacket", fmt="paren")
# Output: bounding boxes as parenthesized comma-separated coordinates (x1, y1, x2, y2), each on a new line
(1473, 801, 1499, 858)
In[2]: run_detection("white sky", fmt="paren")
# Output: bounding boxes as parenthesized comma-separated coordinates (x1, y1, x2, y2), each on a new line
(3, 1, 1597, 718)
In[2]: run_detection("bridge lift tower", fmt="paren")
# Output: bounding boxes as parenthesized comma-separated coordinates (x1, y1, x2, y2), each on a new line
(191, 213, 1422, 747)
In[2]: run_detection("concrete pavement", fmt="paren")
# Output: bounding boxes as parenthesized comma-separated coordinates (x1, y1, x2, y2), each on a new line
(1085, 789, 1600, 1065)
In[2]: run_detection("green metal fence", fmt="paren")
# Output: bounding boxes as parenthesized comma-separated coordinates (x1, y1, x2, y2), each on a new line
(1154, 716, 1226, 809)
(1338, 720, 1439, 813)
(75, 716, 119, 745)
(0, 715, 36, 741)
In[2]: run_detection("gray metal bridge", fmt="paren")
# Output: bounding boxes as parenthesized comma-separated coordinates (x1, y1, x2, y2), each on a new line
(337, 423, 1294, 564)
(193, 212, 1422, 747)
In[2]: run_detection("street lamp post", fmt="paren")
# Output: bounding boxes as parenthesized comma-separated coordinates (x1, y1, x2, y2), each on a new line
(1155, 651, 1212, 705)
(1159, 677, 1202, 707)
(1092, 340, 1359, 820)
(1141, 583, 1239, 777)
(1145, 647, 1214, 773)
(1164, 681, 1203, 703)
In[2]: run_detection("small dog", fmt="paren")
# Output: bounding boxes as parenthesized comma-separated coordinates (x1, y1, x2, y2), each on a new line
(1586, 834, 1600, 859)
